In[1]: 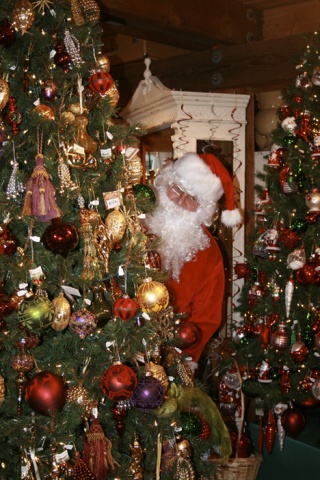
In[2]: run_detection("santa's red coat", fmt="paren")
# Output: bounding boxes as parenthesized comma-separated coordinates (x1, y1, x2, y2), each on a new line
(167, 227, 225, 362)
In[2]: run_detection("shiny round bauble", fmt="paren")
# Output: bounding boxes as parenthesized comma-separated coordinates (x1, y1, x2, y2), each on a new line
(281, 406, 305, 438)
(270, 322, 289, 350)
(69, 308, 97, 339)
(42, 219, 79, 258)
(175, 320, 200, 350)
(51, 292, 71, 331)
(241, 377, 259, 398)
(12, 0, 35, 34)
(0, 18, 15, 48)
(305, 188, 320, 212)
(0, 226, 18, 255)
(113, 295, 138, 321)
(25, 371, 67, 416)
(130, 375, 165, 411)
(295, 263, 318, 285)
(290, 339, 308, 363)
(311, 379, 320, 400)
(41, 78, 58, 102)
(234, 262, 251, 279)
(180, 412, 203, 436)
(96, 54, 110, 73)
(11, 349, 34, 372)
(223, 370, 241, 390)
(101, 362, 137, 402)
(18, 296, 54, 332)
(88, 283, 112, 327)
(106, 83, 120, 107)
(132, 184, 156, 212)
(136, 277, 169, 313)
(291, 218, 307, 234)
(88, 71, 113, 95)
(0, 78, 9, 111)
(282, 134, 296, 147)
(105, 207, 127, 244)
(31, 104, 55, 120)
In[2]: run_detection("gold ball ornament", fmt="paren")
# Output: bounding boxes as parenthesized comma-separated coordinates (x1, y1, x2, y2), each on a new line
(136, 277, 169, 313)
(0, 78, 10, 111)
(105, 207, 127, 243)
(60, 111, 76, 125)
(96, 54, 111, 73)
(106, 83, 120, 107)
(51, 292, 71, 331)
(12, 0, 35, 35)
(0, 374, 5, 407)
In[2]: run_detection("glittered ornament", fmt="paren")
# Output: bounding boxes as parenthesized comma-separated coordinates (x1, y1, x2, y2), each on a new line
(136, 277, 169, 313)
(101, 362, 137, 402)
(42, 218, 79, 257)
(145, 361, 169, 392)
(270, 322, 289, 350)
(175, 320, 200, 350)
(113, 295, 138, 321)
(281, 406, 305, 438)
(73, 451, 95, 480)
(69, 307, 97, 339)
(130, 375, 165, 411)
(18, 295, 54, 332)
(88, 71, 113, 95)
(51, 292, 71, 331)
(74, 114, 98, 155)
(285, 276, 294, 318)
(105, 207, 127, 244)
(295, 263, 318, 285)
(12, 0, 35, 34)
(96, 54, 110, 72)
(11, 347, 34, 373)
(25, 371, 67, 416)
(180, 412, 203, 436)
(126, 153, 143, 185)
(32, 103, 55, 120)
(264, 410, 276, 454)
(287, 247, 306, 270)
(0, 18, 15, 48)
(280, 227, 301, 250)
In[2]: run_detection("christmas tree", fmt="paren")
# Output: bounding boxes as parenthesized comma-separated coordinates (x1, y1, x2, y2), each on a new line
(0, 1, 231, 478)
(230, 31, 320, 455)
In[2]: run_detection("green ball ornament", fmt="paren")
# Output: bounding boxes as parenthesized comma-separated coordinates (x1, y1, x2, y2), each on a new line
(283, 135, 296, 146)
(180, 412, 203, 436)
(291, 218, 307, 234)
(132, 184, 156, 213)
(18, 295, 54, 332)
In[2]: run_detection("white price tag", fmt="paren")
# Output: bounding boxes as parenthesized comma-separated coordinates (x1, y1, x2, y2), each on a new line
(142, 312, 150, 320)
(56, 450, 69, 463)
(107, 197, 120, 209)
(62, 285, 81, 297)
(100, 148, 112, 159)
(118, 266, 124, 276)
(73, 143, 85, 155)
(30, 235, 41, 242)
(33, 98, 40, 106)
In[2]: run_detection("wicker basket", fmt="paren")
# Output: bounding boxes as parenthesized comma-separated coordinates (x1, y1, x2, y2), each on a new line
(212, 453, 263, 480)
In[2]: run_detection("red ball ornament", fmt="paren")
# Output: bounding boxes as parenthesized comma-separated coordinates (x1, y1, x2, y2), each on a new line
(306, 211, 320, 224)
(42, 218, 79, 258)
(130, 375, 165, 411)
(101, 362, 137, 402)
(25, 371, 67, 416)
(281, 406, 305, 438)
(290, 335, 308, 363)
(88, 71, 113, 95)
(175, 320, 200, 350)
(295, 263, 318, 285)
(234, 262, 251, 279)
(113, 295, 139, 321)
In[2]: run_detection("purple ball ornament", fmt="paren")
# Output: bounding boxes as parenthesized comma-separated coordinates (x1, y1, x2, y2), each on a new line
(69, 307, 97, 339)
(130, 374, 165, 411)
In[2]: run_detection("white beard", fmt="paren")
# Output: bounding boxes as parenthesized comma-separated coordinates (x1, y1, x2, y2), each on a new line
(146, 188, 212, 282)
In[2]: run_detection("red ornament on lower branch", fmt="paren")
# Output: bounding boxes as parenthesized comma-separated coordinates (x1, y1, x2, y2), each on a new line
(175, 320, 200, 350)
(25, 371, 67, 416)
(101, 362, 137, 402)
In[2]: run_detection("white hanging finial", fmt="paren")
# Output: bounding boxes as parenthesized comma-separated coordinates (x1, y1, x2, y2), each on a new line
(142, 56, 152, 95)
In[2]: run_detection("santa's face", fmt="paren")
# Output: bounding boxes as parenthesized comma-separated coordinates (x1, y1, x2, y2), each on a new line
(166, 184, 199, 212)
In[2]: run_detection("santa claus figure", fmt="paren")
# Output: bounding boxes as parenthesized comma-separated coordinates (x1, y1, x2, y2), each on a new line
(146, 152, 241, 363)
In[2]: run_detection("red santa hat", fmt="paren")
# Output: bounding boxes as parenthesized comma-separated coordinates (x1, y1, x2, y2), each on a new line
(172, 152, 242, 227)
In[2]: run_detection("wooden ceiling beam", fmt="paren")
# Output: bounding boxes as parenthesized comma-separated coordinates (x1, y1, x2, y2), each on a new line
(111, 34, 307, 107)
(99, 0, 262, 50)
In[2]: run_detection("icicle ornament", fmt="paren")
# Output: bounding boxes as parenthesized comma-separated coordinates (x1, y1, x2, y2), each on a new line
(285, 276, 294, 318)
